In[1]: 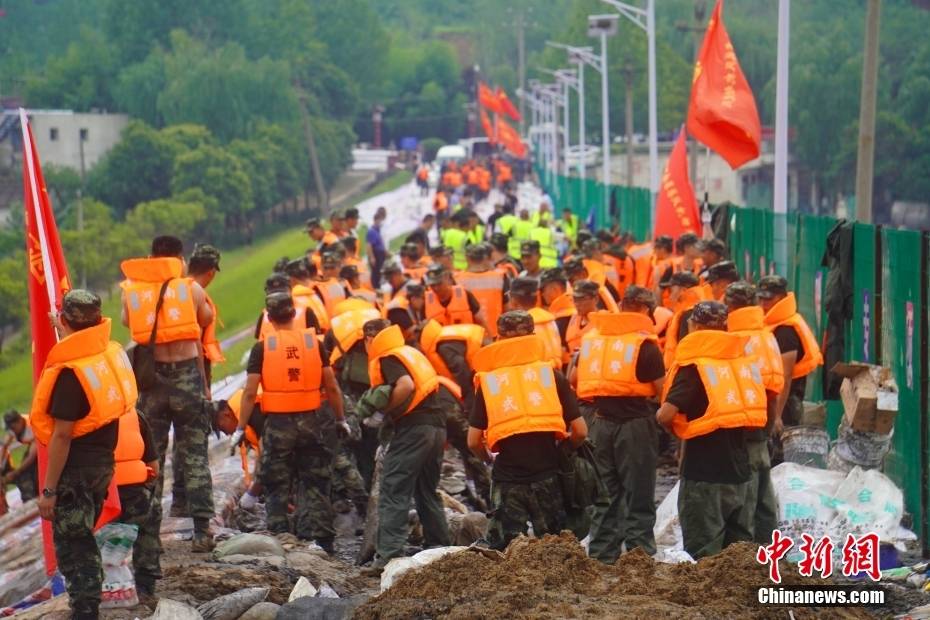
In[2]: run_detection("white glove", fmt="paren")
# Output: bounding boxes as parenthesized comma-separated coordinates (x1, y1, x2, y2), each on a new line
(362, 411, 384, 428)
(229, 429, 245, 455)
(336, 421, 352, 438)
(239, 490, 257, 510)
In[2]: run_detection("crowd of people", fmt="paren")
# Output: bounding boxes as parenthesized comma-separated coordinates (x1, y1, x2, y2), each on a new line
(18, 169, 824, 619)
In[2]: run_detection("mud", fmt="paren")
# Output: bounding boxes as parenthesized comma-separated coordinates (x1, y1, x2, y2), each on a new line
(356, 534, 876, 620)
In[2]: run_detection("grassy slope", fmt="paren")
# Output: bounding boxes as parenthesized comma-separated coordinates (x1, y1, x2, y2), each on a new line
(0, 171, 413, 411)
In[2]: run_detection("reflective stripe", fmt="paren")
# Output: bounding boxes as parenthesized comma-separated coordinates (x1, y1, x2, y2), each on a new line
(83, 366, 102, 390)
(267, 336, 278, 352)
(129, 292, 141, 312)
(304, 333, 316, 349)
(177, 282, 189, 302)
(540, 365, 553, 388)
(705, 366, 718, 387)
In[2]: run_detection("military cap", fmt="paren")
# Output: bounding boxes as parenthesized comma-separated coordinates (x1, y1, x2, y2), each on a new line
(305, 217, 322, 230)
(705, 260, 739, 283)
(3, 409, 22, 426)
(690, 300, 728, 329)
(576, 230, 593, 246)
(700, 238, 727, 256)
(595, 230, 615, 243)
(265, 273, 290, 294)
(489, 232, 509, 252)
(572, 279, 600, 298)
(622, 285, 656, 310)
(429, 245, 453, 258)
(675, 232, 699, 251)
(380, 260, 402, 275)
(757, 275, 789, 299)
(510, 276, 539, 297)
(190, 244, 221, 271)
(660, 271, 700, 289)
(61, 289, 102, 325)
(654, 235, 674, 252)
(329, 209, 345, 221)
(284, 258, 309, 279)
(400, 243, 420, 259)
(339, 264, 359, 280)
(581, 238, 600, 257)
(425, 264, 450, 285)
(604, 244, 628, 259)
(406, 283, 426, 298)
(497, 310, 535, 337)
(466, 243, 489, 260)
(362, 318, 391, 338)
(265, 291, 294, 314)
(520, 240, 541, 256)
(344, 207, 359, 219)
(563, 257, 587, 276)
(539, 268, 567, 287)
(321, 252, 341, 268)
(724, 281, 758, 308)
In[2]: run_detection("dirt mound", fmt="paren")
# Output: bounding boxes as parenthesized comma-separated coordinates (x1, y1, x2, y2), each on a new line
(356, 535, 875, 620)
(160, 562, 300, 606)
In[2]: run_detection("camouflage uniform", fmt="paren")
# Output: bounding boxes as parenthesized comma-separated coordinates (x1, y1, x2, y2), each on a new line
(438, 387, 491, 503)
(53, 463, 114, 619)
(117, 481, 161, 591)
(138, 360, 215, 534)
(487, 476, 566, 550)
(326, 398, 368, 514)
(259, 411, 336, 544)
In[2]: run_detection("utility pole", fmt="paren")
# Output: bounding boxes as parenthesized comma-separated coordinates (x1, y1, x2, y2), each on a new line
(77, 128, 87, 288)
(773, 0, 790, 275)
(295, 83, 328, 212)
(676, 0, 707, 190)
(623, 62, 636, 187)
(517, 9, 527, 135)
(854, 0, 881, 223)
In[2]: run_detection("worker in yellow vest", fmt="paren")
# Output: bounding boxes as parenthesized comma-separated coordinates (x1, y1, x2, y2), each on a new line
(656, 301, 766, 559)
(529, 219, 558, 269)
(557, 207, 579, 247)
(439, 212, 470, 271)
(506, 277, 565, 369)
(31, 290, 133, 616)
(573, 287, 666, 563)
(467, 311, 587, 550)
(758, 275, 824, 441)
(120, 235, 216, 552)
(725, 282, 785, 544)
(510, 209, 535, 260)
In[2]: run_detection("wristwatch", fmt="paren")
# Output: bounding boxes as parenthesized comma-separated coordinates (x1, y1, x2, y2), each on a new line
(42, 488, 57, 498)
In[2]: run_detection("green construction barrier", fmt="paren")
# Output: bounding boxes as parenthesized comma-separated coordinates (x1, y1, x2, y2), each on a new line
(881, 228, 925, 529)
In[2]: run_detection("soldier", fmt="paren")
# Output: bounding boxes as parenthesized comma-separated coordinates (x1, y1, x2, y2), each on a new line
(468, 311, 587, 550)
(362, 319, 451, 569)
(563, 258, 620, 313)
(705, 260, 739, 301)
(506, 277, 565, 368)
(539, 268, 576, 341)
(489, 232, 521, 278)
(758, 276, 824, 441)
(565, 280, 602, 360)
(457, 243, 507, 337)
(121, 235, 216, 552)
(314, 252, 351, 316)
(661, 271, 710, 366)
(725, 282, 785, 543)
(233, 292, 348, 553)
(417, 318, 488, 414)
(32, 290, 132, 619)
(574, 286, 665, 562)
(307, 217, 339, 254)
(424, 265, 488, 330)
(674, 232, 704, 275)
(1, 410, 38, 502)
(428, 245, 455, 272)
(518, 240, 543, 281)
(698, 238, 728, 279)
(656, 301, 766, 559)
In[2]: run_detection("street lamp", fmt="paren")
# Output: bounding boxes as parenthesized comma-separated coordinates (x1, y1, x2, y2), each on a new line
(587, 14, 619, 218)
(601, 0, 658, 232)
(547, 43, 593, 186)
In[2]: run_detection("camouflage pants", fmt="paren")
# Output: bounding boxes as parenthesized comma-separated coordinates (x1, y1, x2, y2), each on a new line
(746, 439, 778, 544)
(443, 398, 492, 503)
(486, 474, 565, 551)
(3, 460, 38, 501)
(678, 477, 753, 560)
(117, 482, 161, 590)
(328, 399, 368, 511)
(588, 416, 658, 562)
(377, 424, 450, 561)
(259, 412, 336, 543)
(138, 359, 215, 531)
(53, 463, 113, 618)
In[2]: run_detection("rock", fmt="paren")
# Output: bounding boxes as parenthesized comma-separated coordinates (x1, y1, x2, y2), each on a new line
(448, 511, 489, 546)
(440, 478, 467, 495)
(196, 587, 269, 620)
(214, 533, 285, 559)
(238, 602, 280, 620)
(219, 553, 286, 568)
(288, 576, 317, 601)
(317, 581, 339, 598)
(149, 598, 203, 620)
(275, 595, 366, 620)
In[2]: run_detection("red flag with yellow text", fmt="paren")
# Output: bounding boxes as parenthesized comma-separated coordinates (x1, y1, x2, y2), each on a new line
(655, 128, 702, 239)
(686, 0, 761, 169)
(496, 87, 521, 122)
(479, 108, 496, 144)
(495, 116, 526, 159)
(20, 109, 121, 575)
(478, 81, 504, 115)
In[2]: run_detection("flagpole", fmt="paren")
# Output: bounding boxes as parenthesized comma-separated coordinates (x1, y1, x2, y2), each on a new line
(702, 146, 713, 240)
(773, 0, 790, 275)
(20, 109, 57, 309)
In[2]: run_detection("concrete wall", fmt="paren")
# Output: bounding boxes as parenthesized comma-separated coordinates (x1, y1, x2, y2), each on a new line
(25, 111, 129, 172)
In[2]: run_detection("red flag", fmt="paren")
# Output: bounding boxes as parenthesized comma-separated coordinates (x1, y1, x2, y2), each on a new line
(686, 0, 761, 169)
(478, 81, 504, 115)
(496, 87, 521, 122)
(480, 108, 496, 144)
(655, 128, 702, 239)
(496, 116, 527, 159)
(20, 109, 121, 575)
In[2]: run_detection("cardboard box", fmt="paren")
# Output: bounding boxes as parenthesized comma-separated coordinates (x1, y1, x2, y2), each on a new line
(801, 401, 827, 427)
(831, 362, 898, 435)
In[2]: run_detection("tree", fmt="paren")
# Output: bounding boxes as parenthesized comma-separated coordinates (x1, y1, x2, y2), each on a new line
(113, 49, 168, 127)
(0, 252, 28, 353)
(171, 144, 253, 223)
(43, 166, 83, 216)
(310, 0, 389, 100)
(24, 26, 117, 111)
(126, 197, 208, 247)
(60, 199, 145, 291)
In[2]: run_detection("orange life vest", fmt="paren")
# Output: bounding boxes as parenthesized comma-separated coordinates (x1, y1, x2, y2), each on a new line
(583, 259, 608, 286)
(292, 284, 330, 332)
(434, 192, 449, 213)
(477, 168, 492, 192)
(727, 306, 785, 393)
(201, 290, 225, 363)
(437, 376, 464, 402)
(314, 278, 348, 317)
(368, 325, 439, 415)
(318, 231, 340, 251)
(403, 265, 428, 282)
(456, 270, 504, 337)
(258, 306, 307, 341)
(627, 243, 654, 287)
(662, 330, 767, 439)
(527, 307, 564, 368)
(30, 319, 133, 445)
(332, 297, 377, 318)
(345, 256, 372, 288)
(120, 257, 200, 345)
(653, 306, 674, 351)
(547, 292, 577, 320)
(419, 319, 484, 380)
(260, 328, 323, 413)
(497, 163, 513, 185)
(329, 307, 382, 364)
(663, 286, 711, 367)
(425, 286, 474, 326)
(604, 254, 635, 298)
(565, 312, 597, 356)
(495, 261, 519, 279)
(577, 312, 659, 399)
(227, 388, 261, 486)
(473, 335, 566, 452)
(114, 410, 148, 486)
(417, 166, 429, 181)
(763, 293, 823, 379)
